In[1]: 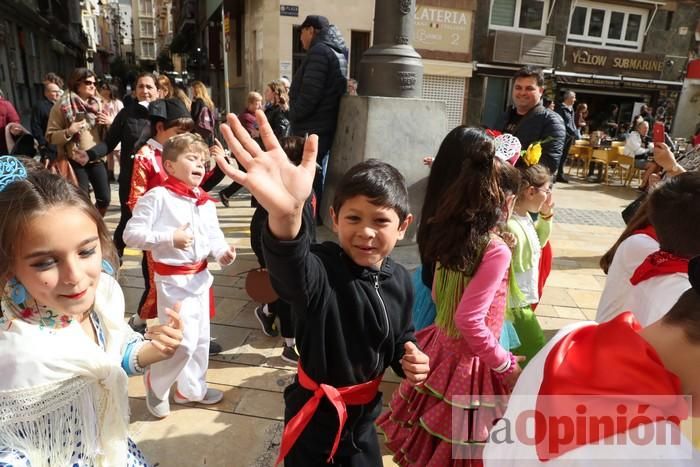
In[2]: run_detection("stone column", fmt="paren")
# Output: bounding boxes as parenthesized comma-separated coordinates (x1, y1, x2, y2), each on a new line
(358, 0, 423, 98)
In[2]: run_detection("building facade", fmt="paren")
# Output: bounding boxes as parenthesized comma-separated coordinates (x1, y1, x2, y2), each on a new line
(0, 0, 88, 122)
(467, 0, 699, 135)
(132, 0, 159, 67)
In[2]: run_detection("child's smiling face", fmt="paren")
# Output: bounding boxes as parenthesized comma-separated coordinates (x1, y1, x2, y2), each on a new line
(330, 195, 412, 270)
(12, 206, 102, 317)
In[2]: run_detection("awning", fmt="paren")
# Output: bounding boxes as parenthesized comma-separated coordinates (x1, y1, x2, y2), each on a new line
(554, 70, 682, 91)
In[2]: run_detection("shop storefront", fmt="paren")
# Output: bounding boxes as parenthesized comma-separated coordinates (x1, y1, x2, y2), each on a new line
(414, 1, 475, 128)
(556, 46, 683, 133)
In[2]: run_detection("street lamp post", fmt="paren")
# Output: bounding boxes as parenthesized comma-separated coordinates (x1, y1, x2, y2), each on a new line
(358, 0, 423, 98)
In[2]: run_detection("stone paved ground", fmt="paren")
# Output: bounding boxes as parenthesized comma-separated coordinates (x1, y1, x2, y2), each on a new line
(104, 174, 638, 467)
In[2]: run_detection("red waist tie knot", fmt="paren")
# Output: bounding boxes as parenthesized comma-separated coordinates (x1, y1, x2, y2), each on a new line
(275, 363, 382, 465)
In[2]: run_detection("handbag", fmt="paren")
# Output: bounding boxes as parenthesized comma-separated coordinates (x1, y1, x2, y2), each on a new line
(45, 154, 78, 186)
(245, 268, 278, 304)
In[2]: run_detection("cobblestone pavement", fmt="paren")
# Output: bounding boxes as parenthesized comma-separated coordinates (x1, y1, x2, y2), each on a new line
(107, 175, 636, 466)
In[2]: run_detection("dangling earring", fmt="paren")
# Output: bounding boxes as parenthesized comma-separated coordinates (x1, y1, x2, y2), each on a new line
(7, 277, 27, 306)
(101, 259, 115, 276)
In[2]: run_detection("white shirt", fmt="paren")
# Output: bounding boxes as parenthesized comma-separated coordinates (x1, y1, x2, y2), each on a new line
(621, 273, 691, 326)
(484, 322, 699, 466)
(124, 186, 230, 294)
(624, 131, 650, 157)
(596, 234, 659, 323)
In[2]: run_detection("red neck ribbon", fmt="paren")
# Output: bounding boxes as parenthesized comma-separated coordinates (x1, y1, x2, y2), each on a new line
(629, 250, 689, 285)
(162, 176, 212, 206)
(275, 364, 382, 465)
(535, 312, 687, 461)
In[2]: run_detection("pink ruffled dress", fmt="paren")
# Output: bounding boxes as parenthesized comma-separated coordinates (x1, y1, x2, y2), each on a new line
(377, 238, 512, 466)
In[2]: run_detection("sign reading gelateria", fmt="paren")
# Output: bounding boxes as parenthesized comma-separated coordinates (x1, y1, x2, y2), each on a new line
(414, 6, 472, 54)
(565, 46, 665, 79)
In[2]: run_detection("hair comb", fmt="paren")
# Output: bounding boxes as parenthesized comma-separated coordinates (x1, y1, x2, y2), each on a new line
(494, 134, 521, 166)
(0, 156, 27, 192)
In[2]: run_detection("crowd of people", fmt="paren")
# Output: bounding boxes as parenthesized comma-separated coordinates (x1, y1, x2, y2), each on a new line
(0, 12, 699, 466)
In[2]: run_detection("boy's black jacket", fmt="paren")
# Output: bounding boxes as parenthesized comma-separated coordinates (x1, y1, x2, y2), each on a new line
(262, 222, 416, 387)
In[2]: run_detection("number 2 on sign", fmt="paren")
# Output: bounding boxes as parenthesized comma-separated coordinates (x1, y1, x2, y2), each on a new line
(451, 33, 459, 45)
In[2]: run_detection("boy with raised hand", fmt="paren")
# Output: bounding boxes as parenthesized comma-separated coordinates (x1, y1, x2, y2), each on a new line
(216, 111, 430, 467)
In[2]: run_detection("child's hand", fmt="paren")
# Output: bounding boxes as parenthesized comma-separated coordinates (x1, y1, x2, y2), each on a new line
(423, 156, 434, 167)
(400, 341, 430, 386)
(500, 231, 518, 250)
(209, 139, 226, 161)
(502, 355, 526, 390)
(173, 223, 193, 250)
(218, 111, 318, 239)
(218, 245, 236, 266)
(144, 305, 183, 358)
(540, 192, 555, 217)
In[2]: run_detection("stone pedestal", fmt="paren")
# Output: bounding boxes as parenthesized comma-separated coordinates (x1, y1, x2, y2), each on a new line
(321, 95, 448, 241)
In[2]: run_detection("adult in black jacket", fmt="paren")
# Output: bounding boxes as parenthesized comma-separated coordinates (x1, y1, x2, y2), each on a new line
(289, 15, 348, 206)
(31, 78, 62, 161)
(554, 90, 577, 183)
(85, 72, 159, 257)
(496, 66, 565, 176)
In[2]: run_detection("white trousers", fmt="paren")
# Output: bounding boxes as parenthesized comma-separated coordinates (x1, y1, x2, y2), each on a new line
(149, 275, 210, 401)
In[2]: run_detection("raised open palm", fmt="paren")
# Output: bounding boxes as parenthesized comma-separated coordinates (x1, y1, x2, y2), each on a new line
(218, 111, 318, 227)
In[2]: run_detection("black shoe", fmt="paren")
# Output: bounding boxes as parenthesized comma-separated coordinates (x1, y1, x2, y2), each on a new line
(209, 339, 222, 355)
(555, 175, 570, 183)
(255, 305, 278, 337)
(128, 315, 147, 335)
(219, 191, 230, 208)
(281, 344, 299, 364)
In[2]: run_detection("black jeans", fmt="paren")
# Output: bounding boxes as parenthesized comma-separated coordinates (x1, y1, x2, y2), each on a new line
(557, 136, 573, 178)
(113, 175, 132, 257)
(71, 159, 110, 209)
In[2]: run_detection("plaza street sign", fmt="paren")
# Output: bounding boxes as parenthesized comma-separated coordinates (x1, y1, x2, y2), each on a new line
(280, 5, 299, 17)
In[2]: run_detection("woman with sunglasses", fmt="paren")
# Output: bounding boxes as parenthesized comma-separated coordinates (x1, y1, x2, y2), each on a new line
(46, 68, 111, 216)
(99, 82, 124, 182)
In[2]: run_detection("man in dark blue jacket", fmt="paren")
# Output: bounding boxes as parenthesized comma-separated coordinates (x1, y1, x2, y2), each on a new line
(289, 15, 348, 215)
(496, 66, 565, 177)
(555, 90, 577, 183)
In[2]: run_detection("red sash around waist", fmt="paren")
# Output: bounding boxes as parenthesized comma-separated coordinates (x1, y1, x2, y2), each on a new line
(152, 260, 215, 318)
(275, 364, 382, 465)
(152, 260, 208, 276)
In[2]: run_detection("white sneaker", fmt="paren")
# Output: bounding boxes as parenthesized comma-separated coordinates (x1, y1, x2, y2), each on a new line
(173, 387, 224, 406)
(144, 370, 170, 418)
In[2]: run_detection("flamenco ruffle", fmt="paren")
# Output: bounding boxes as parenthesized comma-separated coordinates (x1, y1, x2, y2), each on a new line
(377, 325, 510, 466)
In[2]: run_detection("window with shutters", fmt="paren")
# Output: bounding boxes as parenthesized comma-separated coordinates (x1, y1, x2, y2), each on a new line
(566, 1, 647, 51)
(489, 0, 550, 35)
(422, 75, 465, 129)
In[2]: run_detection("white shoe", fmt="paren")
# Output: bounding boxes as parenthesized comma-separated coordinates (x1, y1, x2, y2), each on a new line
(173, 387, 224, 406)
(144, 370, 170, 418)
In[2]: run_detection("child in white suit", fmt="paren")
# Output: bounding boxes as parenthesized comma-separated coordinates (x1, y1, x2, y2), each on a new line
(124, 132, 236, 418)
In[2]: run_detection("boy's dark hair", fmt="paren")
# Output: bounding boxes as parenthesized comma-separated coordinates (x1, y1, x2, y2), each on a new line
(332, 159, 409, 223)
(648, 172, 700, 258)
(663, 256, 700, 343)
(279, 136, 305, 165)
(513, 66, 544, 87)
